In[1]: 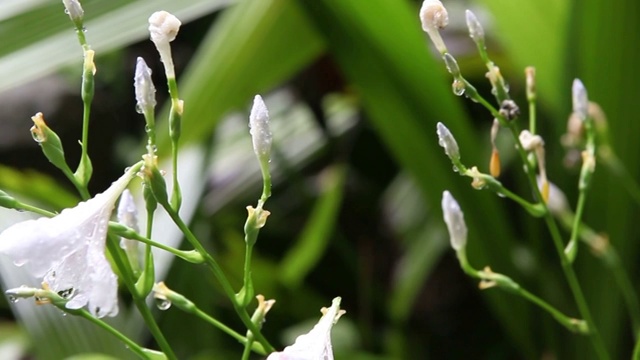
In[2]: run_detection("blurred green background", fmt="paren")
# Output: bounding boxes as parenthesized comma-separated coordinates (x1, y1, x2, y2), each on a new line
(0, 0, 638, 359)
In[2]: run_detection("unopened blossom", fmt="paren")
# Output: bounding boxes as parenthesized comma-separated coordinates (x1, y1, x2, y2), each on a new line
(436, 122, 459, 161)
(62, 0, 84, 23)
(267, 297, 345, 360)
(572, 79, 588, 121)
(465, 10, 484, 44)
(249, 95, 272, 161)
(134, 57, 157, 115)
(441, 191, 467, 251)
(148, 11, 181, 78)
(419, 0, 449, 54)
(0, 168, 139, 317)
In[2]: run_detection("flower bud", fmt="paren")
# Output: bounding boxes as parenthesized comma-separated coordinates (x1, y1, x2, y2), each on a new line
(30, 113, 73, 175)
(134, 57, 157, 116)
(419, 0, 449, 54)
(249, 95, 272, 161)
(420, 0, 449, 31)
(465, 10, 484, 44)
(436, 122, 460, 161)
(148, 11, 181, 79)
(572, 79, 589, 121)
(62, 0, 84, 24)
(441, 191, 467, 251)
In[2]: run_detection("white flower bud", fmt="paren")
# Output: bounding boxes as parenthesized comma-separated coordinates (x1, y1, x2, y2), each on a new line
(572, 79, 589, 121)
(134, 57, 157, 115)
(441, 191, 467, 251)
(148, 11, 181, 45)
(420, 0, 449, 31)
(538, 177, 569, 215)
(148, 11, 181, 79)
(62, 0, 84, 22)
(436, 122, 460, 161)
(465, 10, 484, 44)
(419, 0, 449, 54)
(518, 130, 543, 151)
(249, 95, 272, 160)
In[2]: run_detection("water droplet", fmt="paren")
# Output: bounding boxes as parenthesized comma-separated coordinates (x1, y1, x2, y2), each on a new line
(64, 9, 70, 14)
(124, 166, 132, 173)
(144, 125, 151, 133)
(82, 27, 88, 33)
(8, 295, 18, 304)
(452, 79, 465, 96)
(135, 104, 144, 114)
(159, 170, 166, 176)
(155, 298, 172, 310)
(452, 166, 459, 173)
(497, 192, 506, 198)
(31, 131, 45, 143)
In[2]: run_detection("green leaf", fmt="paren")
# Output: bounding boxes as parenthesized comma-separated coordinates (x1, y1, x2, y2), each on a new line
(280, 164, 347, 288)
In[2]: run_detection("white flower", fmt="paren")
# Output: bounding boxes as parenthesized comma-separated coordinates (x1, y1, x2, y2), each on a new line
(441, 191, 467, 251)
(148, 11, 181, 79)
(249, 95, 272, 160)
(0, 169, 138, 317)
(436, 122, 460, 161)
(267, 297, 345, 360)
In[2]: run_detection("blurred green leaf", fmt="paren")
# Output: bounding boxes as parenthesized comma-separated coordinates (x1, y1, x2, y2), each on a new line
(0, 0, 235, 93)
(280, 164, 347, 288)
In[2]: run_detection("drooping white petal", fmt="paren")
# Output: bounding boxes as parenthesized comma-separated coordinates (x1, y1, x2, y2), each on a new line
(0, 169, 136, 317)
(267, 297, 345, 360)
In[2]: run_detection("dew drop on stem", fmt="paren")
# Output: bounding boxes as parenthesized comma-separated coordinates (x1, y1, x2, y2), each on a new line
(155, 298, 172, 310)
(452, 79, 465, 96)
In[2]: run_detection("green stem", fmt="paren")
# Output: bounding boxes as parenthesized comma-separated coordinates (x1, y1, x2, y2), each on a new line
(456, 249, 586, 334)
(557, 212, 640, 336)
(72, 308, 152, 359)
(160, 204, 275, 353)
(105, 237, 177, 360)
(108, 222, 204, 264)
(565, 192, 587, 262)
(506, 123, 609, 358)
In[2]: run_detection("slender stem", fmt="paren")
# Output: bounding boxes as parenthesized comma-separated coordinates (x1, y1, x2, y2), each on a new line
(72, 308, 151, 359)
(528, 96, 536, 134)
(105, 237, 177, 360)
(565, 192, 587, 262)
(108, 222, 203, 263)
(557, 212, 640, 335)
(456, 250, 586, 334)
(161, 204, 275, 353)
(506, 123, 609, 358)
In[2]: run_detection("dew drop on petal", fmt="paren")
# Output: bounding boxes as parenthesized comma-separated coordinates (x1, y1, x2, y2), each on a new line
(155, 298, 172, 310)
(135, 105, 144, 114)
(8, 295, 18, 304)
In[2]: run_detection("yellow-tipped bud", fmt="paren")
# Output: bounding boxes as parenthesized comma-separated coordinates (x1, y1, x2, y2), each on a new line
(490, 148, 501, 178)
